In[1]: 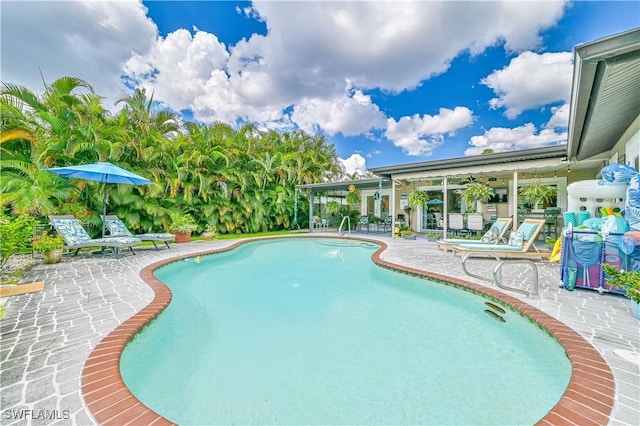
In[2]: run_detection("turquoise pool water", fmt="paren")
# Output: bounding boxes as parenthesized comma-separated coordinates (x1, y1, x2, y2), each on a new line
(121, 238, 571, 425)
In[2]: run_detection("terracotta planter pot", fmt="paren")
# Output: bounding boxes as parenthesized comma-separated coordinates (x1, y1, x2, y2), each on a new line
(42, 249, 63, 264)
(172, 231, 192, 243)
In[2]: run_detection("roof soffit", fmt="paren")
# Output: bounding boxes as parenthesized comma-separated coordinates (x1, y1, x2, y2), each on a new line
(569, 29, 640, 161)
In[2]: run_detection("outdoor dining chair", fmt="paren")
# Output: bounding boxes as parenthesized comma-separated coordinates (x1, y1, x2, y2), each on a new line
(466, 213, 485, 237)
(357, 216, 370, 233)
(448, 213, 465, 236)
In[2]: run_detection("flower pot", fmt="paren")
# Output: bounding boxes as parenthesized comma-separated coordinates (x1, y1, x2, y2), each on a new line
(42, 249, 63, 264)
(172, 231, 192, 243)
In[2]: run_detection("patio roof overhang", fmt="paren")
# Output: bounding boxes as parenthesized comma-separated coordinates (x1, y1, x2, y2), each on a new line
(368, 145, 572, 180)
(297, 177, 392, 193)
(567, 28, 640, 161)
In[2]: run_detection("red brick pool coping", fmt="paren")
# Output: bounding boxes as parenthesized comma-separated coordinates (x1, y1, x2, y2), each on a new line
(81, 236, 615, 425)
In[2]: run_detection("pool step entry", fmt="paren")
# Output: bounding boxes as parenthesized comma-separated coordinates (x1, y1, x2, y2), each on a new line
(484, 301, 507, 322)
(461, 253, 539, 297)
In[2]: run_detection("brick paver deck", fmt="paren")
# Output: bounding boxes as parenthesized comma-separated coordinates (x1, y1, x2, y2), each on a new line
(1, 234, 638, 425)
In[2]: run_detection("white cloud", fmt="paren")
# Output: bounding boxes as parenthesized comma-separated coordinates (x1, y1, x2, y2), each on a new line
(119, 0, 567, 130)
(244, 0, 568, 93)
(385, 107, 474, 156)
(1, 0, 157, 107)
(545, 103, 570, 129)
(1, 0, 572, 157)
(465, 123, 567, 156)
(340, 153, 367, 177)
(482, 51, 573, 119)
(291, 89, 387, 136)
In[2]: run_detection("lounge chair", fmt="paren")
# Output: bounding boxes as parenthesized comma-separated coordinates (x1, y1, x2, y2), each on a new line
(49, 215, 142, 256)
(104, 215, 175, 250)
(451, 218, 549, 259)
(437, 217, 512, 252)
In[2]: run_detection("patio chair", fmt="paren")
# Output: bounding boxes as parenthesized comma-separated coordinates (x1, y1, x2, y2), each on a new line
(380, 215, 393, 232)
(312, 216, 328, 231)
(448, 213, 465, 236)
(104, 215, 175, 250)
(437, 217, 512, 252)
(466, 213, 484, 237)
(451, 218, 549, 259)
(49, 215, 142, 256)
(357, 215, 370, 233)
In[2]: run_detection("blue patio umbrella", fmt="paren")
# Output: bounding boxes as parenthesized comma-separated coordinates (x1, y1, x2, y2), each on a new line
(45, 162, 154, 236)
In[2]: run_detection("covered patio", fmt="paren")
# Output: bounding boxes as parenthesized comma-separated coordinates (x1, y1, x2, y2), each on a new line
(368, 145, 607, 238)
(296, 178, 393, 233)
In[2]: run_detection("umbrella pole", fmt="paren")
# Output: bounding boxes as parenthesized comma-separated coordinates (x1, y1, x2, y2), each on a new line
(102, 183, 107, 237)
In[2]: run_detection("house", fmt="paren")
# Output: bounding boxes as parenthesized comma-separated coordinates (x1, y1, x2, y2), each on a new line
(298, 28, 640, 235)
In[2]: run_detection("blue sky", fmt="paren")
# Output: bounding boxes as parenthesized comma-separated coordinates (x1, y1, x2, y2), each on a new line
(2, 1, 639, 176)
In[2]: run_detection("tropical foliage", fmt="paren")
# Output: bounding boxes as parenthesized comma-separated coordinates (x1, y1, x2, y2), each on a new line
(31, 234, 64, 253)
(462, 182, 493, 212)
(519, 184, 556, 208)
(1, 77, 343, 236)
(408, 190, 429, 208)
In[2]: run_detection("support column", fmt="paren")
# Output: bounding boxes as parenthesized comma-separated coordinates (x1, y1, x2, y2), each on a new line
(309, 190, 314, 232)
(443, 177, 448, 237)
(512, 170, 519, 228)
(391, 179, 396, 232)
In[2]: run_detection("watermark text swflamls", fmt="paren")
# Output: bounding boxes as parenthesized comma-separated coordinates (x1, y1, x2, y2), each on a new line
(3, 409, 70, 421)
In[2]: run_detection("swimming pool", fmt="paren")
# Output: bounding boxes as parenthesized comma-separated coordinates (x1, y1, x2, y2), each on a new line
(120, 238, 571, 425)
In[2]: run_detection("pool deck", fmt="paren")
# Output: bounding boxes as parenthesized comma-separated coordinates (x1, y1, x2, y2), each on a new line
(1, 233, 638, 425)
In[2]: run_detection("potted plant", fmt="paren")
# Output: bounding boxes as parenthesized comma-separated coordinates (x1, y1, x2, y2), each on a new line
(345, 191, 361, 206)
(201, 223, 217, 240)
(325, 201, 341, 226)
(603, 264, 640, 320)
(170, 212, 197, 243)
(32, 233, 64, 264)
(462, 182, 493, 213)
(408, 190, 429, 208)
(425, 231, 441, 242)
(325, 201, 341, 215)
(398, 225, 417, 240)
(519, 184, 556, 210)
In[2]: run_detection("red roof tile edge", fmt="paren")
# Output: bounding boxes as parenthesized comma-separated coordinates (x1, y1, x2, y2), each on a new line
(81, 235, 614, 425)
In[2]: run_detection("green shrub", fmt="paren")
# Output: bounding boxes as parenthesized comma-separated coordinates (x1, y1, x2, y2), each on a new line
(32, 234, 64, 252)
(170, 212, 197, 233)
(604, 264, 640, 304)
(0, 214, 38, 268)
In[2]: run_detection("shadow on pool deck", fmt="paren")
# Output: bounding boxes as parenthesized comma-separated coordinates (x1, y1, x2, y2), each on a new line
(0, 234, 638, 425)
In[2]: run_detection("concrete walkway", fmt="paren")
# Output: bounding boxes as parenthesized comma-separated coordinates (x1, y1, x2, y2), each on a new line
(1, 234, 638, 425)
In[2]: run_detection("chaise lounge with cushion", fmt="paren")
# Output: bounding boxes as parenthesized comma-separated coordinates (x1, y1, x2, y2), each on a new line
(437, 217, 512, 252)
(104, 215, 175, 250)
(451, 218, 549, 259)
(49, 215, 143, 256)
